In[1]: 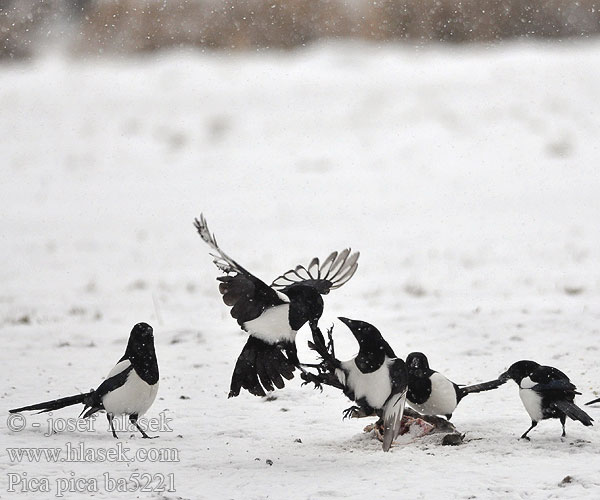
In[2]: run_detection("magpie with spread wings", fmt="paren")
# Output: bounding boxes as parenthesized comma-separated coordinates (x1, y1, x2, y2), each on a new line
(194, 214, 359, 398)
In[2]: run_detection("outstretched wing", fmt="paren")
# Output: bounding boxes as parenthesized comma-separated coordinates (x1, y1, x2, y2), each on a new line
(194, 215, 285, 325)
(271, 248, 360, 295)
(382, 358, 408, 452)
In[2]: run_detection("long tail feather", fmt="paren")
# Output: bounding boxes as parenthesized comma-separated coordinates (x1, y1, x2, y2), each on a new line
(551, 400, 594, 426)
(10, 392, 92, 414)
(382, 390, 407, 452)
(459, 379, 506, 398)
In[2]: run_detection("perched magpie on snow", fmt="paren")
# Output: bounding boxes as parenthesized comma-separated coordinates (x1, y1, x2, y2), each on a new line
(406, 352, 505, 420)
(10, 322, 159, 439)
(307, 317, 408, 452)
(499, 360, 593, 439)
(194, 214, 359, 398)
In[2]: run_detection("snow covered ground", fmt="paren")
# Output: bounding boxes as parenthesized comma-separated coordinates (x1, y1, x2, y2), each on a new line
(2, 41, 600, 499)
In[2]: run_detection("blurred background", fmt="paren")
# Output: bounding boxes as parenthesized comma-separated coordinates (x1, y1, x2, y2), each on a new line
(3, 0, 600, 58)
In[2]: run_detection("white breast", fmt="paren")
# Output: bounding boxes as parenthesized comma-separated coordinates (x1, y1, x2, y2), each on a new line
(409, 372, 458, 416)
(243, 303, 296, 344)
(102, 369, 159, 417)
(519, 376, 543, 422)
(340, 358, 393, 409)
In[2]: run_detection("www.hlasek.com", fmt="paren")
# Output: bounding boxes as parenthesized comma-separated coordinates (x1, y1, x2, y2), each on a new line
(6, 441, 179, 463)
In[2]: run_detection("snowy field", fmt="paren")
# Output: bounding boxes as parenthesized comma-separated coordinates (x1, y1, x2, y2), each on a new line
(2, 42, 600, 499)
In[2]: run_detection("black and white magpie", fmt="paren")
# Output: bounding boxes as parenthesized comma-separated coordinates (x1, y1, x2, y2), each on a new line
(307, 317, 407, 452)
(406, 352, 505, 420)
(194, 214, 359, 398)
(499, 360, 593, 439)
(10, 322, 159, 439)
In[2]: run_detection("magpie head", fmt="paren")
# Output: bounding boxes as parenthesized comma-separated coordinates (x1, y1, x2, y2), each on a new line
(499, 360, 540, 384)
(126, 322, 155, 358)
(284, 285, 324, 329)
(406, 352, 430, 377)
(338, 317, 382, 345)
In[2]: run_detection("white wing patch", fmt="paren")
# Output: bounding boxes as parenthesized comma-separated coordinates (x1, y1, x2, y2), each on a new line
(105, 359, 131, 379)
(243, 303, 296, 344)
(408, 372, 458, 416)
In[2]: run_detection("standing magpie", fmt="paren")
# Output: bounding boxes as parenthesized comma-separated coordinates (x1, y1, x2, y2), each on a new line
(499, 360, 593, 439)
(406, 352, 505, 420)
(307, 317, 408, 452)
(194, 214, 359, 398)
(10, 322, 159, 439)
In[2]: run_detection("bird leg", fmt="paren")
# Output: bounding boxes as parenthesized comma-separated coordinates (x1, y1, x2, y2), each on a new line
(520, 421, 538, 440)
(130, 415, 157, 439)
(107, 414, 118, 439)
(560, 415, 566, 438)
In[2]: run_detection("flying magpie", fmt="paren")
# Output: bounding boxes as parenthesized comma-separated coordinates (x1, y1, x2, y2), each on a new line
(10, 322, 159, 439)
(499, 360, 593, 439)
(406, 352, 505, 420)
(307, 317, 408, 452)
(194, 214, 359, 398)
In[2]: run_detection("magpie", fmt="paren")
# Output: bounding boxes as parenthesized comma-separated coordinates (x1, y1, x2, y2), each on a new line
(307, 317, 408, 452)
(10, 322, 159, 439)
(499, 360, 593, 439)
(406, 352, 505, 420)
(194, 214, 359, 398)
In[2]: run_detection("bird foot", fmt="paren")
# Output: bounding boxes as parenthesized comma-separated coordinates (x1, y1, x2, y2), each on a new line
(342, 406, 361, 420)
(300, 372, 323, 392)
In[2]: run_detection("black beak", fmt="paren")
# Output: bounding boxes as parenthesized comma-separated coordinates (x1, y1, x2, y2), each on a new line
(338, 317, 353, 328)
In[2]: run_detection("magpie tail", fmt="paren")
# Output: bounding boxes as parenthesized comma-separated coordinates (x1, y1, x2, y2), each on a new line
(10, 392, 94, 414)
(229, 336, 295, 398)
(458, 379, 506, 398)
(551, 400, 594, 426)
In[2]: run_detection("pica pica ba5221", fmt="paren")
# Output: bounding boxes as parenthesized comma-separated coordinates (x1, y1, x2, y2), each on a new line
(10, 322, 159, 438)
(499, 360, 593, 439)
(406, 352, 505, 420)
(194, 214, 359, 398)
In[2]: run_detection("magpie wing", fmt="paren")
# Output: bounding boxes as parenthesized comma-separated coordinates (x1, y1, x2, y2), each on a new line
(80, 363, 134, 418)
(530, 366, 579, 397)
(271, 248, 360, 295)
(194, 214, 285, 325)
(382, 358, 408, 452)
